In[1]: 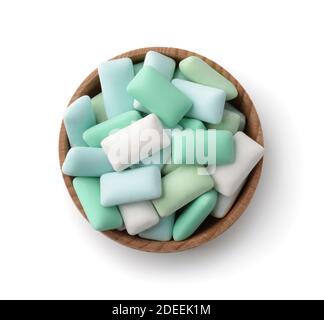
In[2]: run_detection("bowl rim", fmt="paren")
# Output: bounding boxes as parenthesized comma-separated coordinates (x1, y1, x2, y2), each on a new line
(59, 47, 264, 253)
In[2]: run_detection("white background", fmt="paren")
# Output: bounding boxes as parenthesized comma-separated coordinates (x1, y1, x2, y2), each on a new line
(0, 0, 323, 300)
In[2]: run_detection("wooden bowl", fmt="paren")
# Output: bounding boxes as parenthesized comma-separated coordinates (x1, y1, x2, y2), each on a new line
(59, 47, 264, 253)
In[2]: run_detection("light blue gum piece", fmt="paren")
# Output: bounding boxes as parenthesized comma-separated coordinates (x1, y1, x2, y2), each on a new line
(98, 58, 134, 118)
(62, 147, 113, 177)
(225, 102, 246, 131)
(134, 51, 176, 113)
(144, 51, 176, 79)
(139, 213, 175, 241)
(172, 79, 226, 124)
(91, 93, 107, 124)
(100, 166, 162, 206)
(63, 96, 96, 147)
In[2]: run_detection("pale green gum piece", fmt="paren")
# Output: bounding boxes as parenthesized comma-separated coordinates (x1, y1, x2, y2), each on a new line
(225, 102, 246, 131)
(91, 93, 107, 123)
(179, 56, 238, 100)
(161, 164, 182, 176)
(206, 109, 241, 134)
(152, 165, 214, 218)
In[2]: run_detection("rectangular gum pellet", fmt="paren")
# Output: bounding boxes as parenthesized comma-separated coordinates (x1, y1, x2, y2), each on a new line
(211, 179, 246, 218)
(225, 102, 246, 131)
(98, 58, 134, 118)
(171, 129, 235, 165)
(100, 165, 162, 206)
(127, 66, 192, 128)
(139, 213, 175, 241)
(144, 51, 176, 80)
(119, 201, 159, 235)
(91, 93, 107, 124)
(207, 109, 241, 134)
(101, 114, 170, 172)
(173, 189, 218, 241)
(179, 56, 238, 100)
(73, 177, 123, 231)
(64, 96, 96, 147)
(133, 51, 176, 113)
(152, 165, 214, 217)
(62, 147, 113, 177)
(207, 132, 264, 196)
(172, 79, 226, 124)
(179, 118, 206, 130)
(83, 110, 142, 147)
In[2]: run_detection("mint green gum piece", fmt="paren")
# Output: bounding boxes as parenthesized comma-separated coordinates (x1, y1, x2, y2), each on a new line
(133, 51, 176, 113)
(91, 93, 107, 123)
(173, 189, 218, 241)
(139, 214, 175, 241)
(152, 166, 214, 218)
(225, 102, 246, 131)
(206, 109, 241, 134)
(133, 62, 144, 75)
(83, 110, 142, 147)
(127, 66, 192, 128)
(179, 56, 238, 101)
(172, 129, 235, 165)
(73, 177, 123, 231)
(179, 118, 206, 130)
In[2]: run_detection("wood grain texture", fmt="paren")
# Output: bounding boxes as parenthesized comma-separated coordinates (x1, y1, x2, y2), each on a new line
(58, 47, 264, 253)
